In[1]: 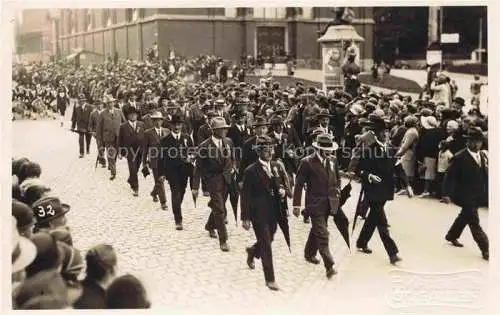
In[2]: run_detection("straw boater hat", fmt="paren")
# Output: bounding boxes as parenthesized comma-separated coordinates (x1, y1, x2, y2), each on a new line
(12, 216, 37, 273)
(149, 111, 164, 120)
(312, 133, 339, 151)
(210, 117, 230, 129)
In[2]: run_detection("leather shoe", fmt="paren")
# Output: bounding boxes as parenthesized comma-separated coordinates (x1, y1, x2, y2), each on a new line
(357, 247, 373, 254)
(161, 203, 168, 210)
(132, 190, 139, 197)
(326, 267, 337, 279)
(203, 191, 210, 197)
(208, 230, 217, 239)
(390, 254, 402, 265)
(79, 154, 84, 158)
(150, 192, 158, 203)
(109, 174, 116, 181)
(246, 247, 255, 269)
(482, 252, 489, 261)
(446, 238, 464, 247)
(305, 256, 321, 265)
(220, 243, 230, 252)
(266, 281, 280, 291)
(175, 223, 183, 231)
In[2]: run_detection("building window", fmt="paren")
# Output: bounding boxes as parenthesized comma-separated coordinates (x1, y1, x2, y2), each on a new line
(132, 9, 139, 21)
(225, 8, 237, 18)
(87, 9, 94, 31)
(126, 9, 133, 22)
(102, 9, 109, 27)
(254, 8, 286, 19)
(286, 7, 303, 19)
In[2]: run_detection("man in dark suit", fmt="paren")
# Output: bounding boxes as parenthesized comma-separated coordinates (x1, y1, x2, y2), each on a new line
(238, 116, 270, 184)
(269, 115, 298, 188)
(71, 93, 94, 158)
(241, 135, 292, 291)
(143, 111, 169, 210)
(353, 116, 402, 265)
(292, 133, 340, 279)
(192, 117, 235, 252)
(443, 127, 489, 260)
(96, 95, 124, 180)
(159, 115, 195, 230)
(227, 111, 250, 171)
(118, 107, 145, 196)
(88, 100, 105, 167)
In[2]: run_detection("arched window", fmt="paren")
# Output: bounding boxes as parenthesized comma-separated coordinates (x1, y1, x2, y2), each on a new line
(87, 9, 94, 31)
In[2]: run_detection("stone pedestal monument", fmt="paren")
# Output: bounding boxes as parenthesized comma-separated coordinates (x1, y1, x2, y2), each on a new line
(317, 8, 365, 91)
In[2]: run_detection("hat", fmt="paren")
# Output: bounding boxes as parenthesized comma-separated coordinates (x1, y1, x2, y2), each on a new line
(12, 200, 34, 231)
(233, 111, 247, 119)
(316, 108, 332, 119)
(12, 216, 37, 273)
(421, 116, 438, 129)
(252, 135, 276, 151)
(26, 232, 61, 277)
(205, 110, 220, 118)
(86, 244, 117, 271)
(31, 196, 70, 226)
(312, 133, 339, 151)
(453, 97, 465, 107)
(170, 114, 184, 124)
(420, 108, 434, 117)
(149, 111, 164, 120)
(14, 269, 68, 309)
(215, 99, 226, 107)
(273, 104, 288, 114)
(349, 103, 365, 116)
(270, 115, 284, 125)
(78, 93, 86, 101)
(251, 116, 271, 128)
(347, 47, 357, 56)
(464, 127, 486, 141)
(125, 106, 139, 116)
(404, 115, 419, 127)
(210, 117, 230, 129)
(19, 178, 49, 198)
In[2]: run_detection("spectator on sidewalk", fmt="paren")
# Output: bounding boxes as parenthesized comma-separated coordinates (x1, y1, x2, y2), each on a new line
(106, 274, 151, 309)
(416, 115, 443, 197)
(395, 115, 419, 194)
(74, 244, 118, 309)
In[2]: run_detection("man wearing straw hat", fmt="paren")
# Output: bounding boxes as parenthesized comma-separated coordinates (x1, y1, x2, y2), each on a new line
(241, 135, 292, 291)
(293, 133, 340, 279)
(143, 111, 169, 210)
(96, 95, 124, 181)
(192, 117, 235, 252)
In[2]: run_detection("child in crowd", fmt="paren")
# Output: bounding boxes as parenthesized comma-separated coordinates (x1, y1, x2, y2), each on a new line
(437, 140, 454, 201)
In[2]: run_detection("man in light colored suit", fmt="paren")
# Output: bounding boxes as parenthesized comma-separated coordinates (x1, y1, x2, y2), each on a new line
(96, 95, 124, 181)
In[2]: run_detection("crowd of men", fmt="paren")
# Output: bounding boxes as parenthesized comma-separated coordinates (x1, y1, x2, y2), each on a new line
(12, 52, 489, 303)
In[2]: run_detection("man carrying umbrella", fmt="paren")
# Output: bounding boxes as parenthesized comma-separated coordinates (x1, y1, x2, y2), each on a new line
(352, 115, 402, 265)
(293, 133, 340, 279)
(241, 135, 292, 291)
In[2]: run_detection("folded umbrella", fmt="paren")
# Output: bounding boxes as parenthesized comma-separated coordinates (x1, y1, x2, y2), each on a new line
(275, 200, 291, 252)
(141, 166, 150, 178)
(333, 208, 350, 250)
(227, 172, 239, 225)
(352, 188, 369, 235)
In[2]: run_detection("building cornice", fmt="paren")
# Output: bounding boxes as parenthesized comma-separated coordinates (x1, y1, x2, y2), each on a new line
(59, 13, 374, 39)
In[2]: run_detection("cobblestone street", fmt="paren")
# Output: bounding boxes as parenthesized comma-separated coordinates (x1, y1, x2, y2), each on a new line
(13, 119, 490, 314)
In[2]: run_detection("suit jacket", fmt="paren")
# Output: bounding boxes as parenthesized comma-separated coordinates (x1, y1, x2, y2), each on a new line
(118, 121, 146, 157)
(96, 108, 123, 145)
(192, 137, 235, 192)
(444, 148, 488, 208)
(239, 136, 259, 178)
(88, 109, 101, 134)
(71, 104, 93, 132)
(293, 153, 341, 215)
(143, 127, 169, 169)
(159, 132, 195, 181)
(197, 123, 212, 144)
(355, 143, 395, 202)
(241, 161, 292, 222)
(227, 124, 251, 155)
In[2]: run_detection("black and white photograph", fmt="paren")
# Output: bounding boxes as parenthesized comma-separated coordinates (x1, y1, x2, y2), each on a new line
(5, 3, 498, 314)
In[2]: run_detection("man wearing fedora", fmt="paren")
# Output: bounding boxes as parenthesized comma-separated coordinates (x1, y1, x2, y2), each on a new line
(269, 115, 297, 188)
(238, 116, 271, 181)
(143, 111, 169, 210)
(227, 110, 250, 171)
(159, 114, 195, 230)
(118, 106, 146, 196)
(88, 100, 106, 168)
(443, 127, 489, 261)
(96, 95, 124, 181)
(353, 115, 402, 265)
(71, 93, 94, 158)
(241, 135, 292, 291)
(293, 133, 341, 279)
(12, 216, 37, 297)
(192, 117, 235, 252)
(31, 196, 73, 246)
